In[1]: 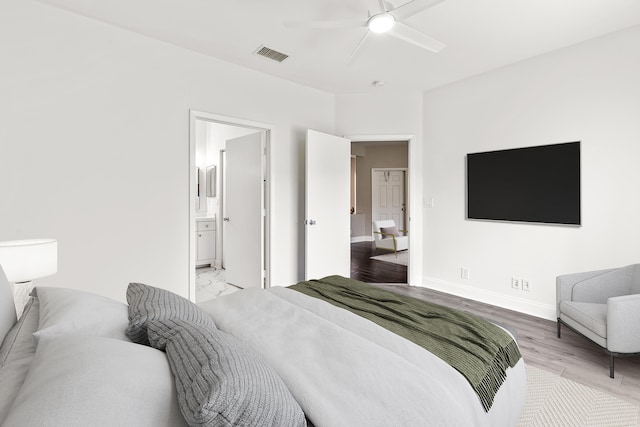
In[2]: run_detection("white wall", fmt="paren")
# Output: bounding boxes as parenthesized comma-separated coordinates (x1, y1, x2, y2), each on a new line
(0, 0, 334, 301)
(194, 120, 208, 214)
(422, 26, 640, 319)
(336, 92, 424, 286)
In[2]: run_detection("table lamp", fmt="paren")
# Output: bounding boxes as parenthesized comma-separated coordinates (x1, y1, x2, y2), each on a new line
(0, 239, 57, 316)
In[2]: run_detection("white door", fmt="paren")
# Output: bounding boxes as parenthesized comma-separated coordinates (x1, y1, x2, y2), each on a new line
(224, 132, 264, 288)
(305, 129, 351, 280)
(372, 170, 407, 231)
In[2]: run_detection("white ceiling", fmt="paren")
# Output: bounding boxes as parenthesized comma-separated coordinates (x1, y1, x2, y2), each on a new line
(38, 0, 640, 94)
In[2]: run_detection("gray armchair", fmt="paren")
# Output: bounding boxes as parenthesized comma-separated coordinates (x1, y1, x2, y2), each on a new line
(557, 264, 640, 378)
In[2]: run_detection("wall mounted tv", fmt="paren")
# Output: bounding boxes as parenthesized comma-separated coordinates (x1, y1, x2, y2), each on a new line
(466, 141, 581, 226)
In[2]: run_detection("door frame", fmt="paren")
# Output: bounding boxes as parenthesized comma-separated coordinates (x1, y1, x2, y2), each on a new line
(189, 110, 273, 301)
(371, 168, 408, 231)
(346, 134, 421, 286)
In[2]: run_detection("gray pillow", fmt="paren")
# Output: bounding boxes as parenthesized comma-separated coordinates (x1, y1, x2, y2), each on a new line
(3, 334, 187, 427)
(147, 319, 306, 427)
(126, 282, 216, 345)
(380, 226, 399, 237)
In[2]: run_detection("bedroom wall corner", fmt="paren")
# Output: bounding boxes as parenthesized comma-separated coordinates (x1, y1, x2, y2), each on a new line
(0, 0, 335, 301)
(421, 25, 640, 317)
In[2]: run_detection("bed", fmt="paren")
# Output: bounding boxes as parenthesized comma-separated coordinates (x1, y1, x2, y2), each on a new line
(0, 268, 526, 427)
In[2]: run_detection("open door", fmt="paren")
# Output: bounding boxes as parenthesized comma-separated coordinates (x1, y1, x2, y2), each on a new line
(305, 129, 351, 280)
(224, 131, 264, 288)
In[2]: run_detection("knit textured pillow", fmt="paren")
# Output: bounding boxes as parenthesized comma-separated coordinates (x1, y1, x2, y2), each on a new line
(125, 282, 215, 346)
(147, 319, 306, 427)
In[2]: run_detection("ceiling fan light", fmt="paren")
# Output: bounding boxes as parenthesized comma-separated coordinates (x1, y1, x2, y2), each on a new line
(368, 13, 395, 33)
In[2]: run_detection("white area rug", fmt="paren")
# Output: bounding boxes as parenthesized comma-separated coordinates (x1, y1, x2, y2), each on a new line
(517, 365, 639, 427)
(369, 250, 408, 266)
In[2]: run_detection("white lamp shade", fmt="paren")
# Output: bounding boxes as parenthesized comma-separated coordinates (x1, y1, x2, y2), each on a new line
(0, 239, 58, 283)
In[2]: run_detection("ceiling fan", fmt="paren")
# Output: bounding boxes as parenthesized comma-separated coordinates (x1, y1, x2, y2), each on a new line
(284, 0, 446, 62)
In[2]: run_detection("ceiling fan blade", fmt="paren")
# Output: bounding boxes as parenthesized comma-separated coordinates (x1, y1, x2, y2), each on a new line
(390, 0, 446, 21)
(377, 0, 388, 12)
(346, 31, 370, 65)
(284, 19, 367, 29)
(387, 22, 445, 53)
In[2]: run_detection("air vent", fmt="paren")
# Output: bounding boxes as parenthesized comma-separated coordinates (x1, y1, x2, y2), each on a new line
(254, 45, 289, 63)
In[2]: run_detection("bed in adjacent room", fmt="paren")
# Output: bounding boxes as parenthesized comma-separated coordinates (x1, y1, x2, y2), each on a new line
(0, 268, 526, 426)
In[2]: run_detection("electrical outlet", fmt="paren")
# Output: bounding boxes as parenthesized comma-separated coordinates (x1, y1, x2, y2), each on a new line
(522, 279, 530, 292)
(511, 277, 521, 290)
(461, 267, 470, 280)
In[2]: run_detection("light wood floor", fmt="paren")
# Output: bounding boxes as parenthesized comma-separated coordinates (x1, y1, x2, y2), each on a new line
(377, 284, 640, 407)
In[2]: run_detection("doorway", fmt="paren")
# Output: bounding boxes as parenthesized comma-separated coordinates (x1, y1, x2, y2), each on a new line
(349, 139, 410, 284)
(189, 111, 273, 302)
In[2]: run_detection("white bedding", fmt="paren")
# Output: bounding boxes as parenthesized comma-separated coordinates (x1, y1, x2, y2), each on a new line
(0, 269, 526, 427)
(199, 287, 527, 427)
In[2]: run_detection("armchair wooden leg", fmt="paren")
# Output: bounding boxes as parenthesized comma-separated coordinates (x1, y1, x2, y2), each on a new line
(610, 355, 615, 379)
(392, 236, 398, 258)
(557, 319, 561, 338)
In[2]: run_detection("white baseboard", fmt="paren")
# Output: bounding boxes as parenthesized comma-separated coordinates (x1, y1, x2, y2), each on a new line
(420, 276, 556, 321)
(351, 236, 374, 243)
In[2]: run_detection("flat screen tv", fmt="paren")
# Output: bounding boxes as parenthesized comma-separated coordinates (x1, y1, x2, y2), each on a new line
(466, 141, 581, 226)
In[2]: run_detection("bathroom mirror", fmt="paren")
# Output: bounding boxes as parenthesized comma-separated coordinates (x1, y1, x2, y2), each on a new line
(206, 166, 216, 197)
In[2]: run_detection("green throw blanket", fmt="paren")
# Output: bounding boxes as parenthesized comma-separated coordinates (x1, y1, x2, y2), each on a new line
(289, 276, 521, 412)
